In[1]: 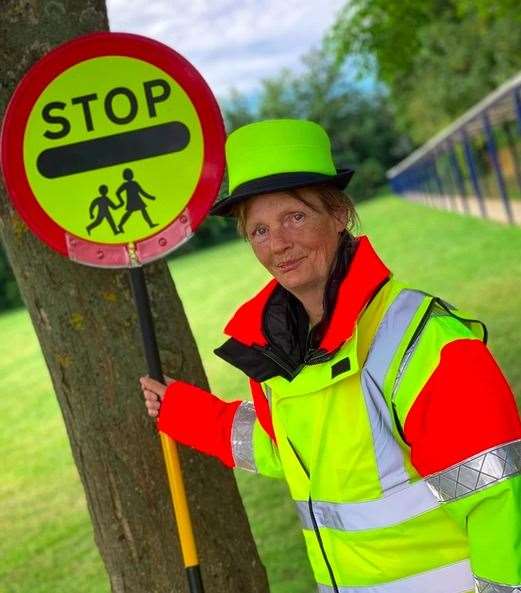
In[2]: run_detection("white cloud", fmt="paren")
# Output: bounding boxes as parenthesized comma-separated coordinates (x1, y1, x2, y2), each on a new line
(106, 0, 345, 97)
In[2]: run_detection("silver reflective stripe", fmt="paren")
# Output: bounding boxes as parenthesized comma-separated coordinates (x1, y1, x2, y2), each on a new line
(264, 384, 272, 409)
(317, 559, 474, 593)
(361, 289, 426, 493)
(475, 575, 521, 592)
(296, 480, 439, 531)
(426, 439, 521, 502)
(231, 401, 257, 472)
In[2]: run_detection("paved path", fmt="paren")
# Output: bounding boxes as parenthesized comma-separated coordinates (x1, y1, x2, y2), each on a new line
(407, 193, 521, 226)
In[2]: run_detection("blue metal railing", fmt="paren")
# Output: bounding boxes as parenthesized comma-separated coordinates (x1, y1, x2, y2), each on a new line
(388, 72, 521, 225)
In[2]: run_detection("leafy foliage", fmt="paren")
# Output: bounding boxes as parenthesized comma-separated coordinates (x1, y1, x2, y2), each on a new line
(221, 49, 411, 202)
(328, 0, 521, 142)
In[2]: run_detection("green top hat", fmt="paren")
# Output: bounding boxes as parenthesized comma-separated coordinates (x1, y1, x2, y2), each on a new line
(210, 119, 354, 216)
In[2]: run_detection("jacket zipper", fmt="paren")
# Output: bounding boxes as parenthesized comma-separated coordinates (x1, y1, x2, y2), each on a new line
(258, 317, 338, 380)
(304, 324, 336, 365)
(304, 349, 335, 365)
(287, 438, 340, 593)
(260, 346, 300, 379)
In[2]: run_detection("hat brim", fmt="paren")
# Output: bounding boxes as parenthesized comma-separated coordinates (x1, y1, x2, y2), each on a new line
(210, 169, 355, 217)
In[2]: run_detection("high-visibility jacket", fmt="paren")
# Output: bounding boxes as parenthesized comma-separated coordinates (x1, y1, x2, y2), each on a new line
(157, 235, 521, 592)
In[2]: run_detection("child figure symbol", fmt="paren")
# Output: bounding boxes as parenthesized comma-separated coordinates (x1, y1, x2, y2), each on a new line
(86, 184, 123, 236)
(116, 168, 159, 233)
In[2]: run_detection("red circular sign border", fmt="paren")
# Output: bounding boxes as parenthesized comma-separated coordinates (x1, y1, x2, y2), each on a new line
(0, 32, 225, 260)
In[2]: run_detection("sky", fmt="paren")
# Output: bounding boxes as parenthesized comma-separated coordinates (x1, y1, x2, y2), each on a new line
(106, 0, 346, 100)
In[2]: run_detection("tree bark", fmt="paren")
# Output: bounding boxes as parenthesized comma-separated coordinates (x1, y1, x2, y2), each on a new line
(0, 2, 269, 592)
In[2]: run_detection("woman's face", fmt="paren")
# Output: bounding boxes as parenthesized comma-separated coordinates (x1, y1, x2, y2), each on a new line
(244, 188, 347, 295)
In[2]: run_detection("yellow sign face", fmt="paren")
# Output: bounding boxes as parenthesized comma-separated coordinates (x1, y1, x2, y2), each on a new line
(23, 56, 203, 244)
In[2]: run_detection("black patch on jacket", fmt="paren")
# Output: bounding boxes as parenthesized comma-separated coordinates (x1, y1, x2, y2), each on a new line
(331, 357, 351, 378)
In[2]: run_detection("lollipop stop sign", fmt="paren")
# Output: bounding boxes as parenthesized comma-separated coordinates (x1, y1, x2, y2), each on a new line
(0, 32, 226, 593)
(1, 32, 225, 268)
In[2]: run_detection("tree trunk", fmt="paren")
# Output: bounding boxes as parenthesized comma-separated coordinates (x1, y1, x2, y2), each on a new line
(0, 2, 269, 592)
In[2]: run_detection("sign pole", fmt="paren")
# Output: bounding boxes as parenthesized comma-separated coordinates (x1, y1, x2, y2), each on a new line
(129, 263, 205, 593)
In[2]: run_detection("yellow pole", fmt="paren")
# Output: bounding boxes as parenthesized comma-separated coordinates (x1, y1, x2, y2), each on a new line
(160, 433, 199, 567)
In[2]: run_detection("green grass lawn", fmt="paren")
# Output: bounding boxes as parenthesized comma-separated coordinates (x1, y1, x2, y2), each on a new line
(1, 194, 520, 593)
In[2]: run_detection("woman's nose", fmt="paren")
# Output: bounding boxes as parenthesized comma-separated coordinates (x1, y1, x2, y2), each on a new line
(270, 227, 293, 253)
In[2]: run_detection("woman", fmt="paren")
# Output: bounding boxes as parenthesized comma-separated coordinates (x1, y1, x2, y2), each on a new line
(141, 120, 521, 593)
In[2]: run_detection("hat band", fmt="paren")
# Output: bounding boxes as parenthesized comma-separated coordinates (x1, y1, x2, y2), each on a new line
(231, 171, 338, 197)
(210, 168, 354, 216)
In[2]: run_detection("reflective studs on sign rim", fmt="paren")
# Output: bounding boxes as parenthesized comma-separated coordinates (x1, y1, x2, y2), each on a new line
(159, 238, 167, 247)
(97, 250, 104, 259)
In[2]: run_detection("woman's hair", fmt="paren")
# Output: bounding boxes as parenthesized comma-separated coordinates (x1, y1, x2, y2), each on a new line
(231, 183, 360, 240)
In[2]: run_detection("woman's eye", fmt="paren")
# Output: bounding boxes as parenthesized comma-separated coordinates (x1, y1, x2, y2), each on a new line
(251, 226, 268, 241)
(292, 212, 305, 224)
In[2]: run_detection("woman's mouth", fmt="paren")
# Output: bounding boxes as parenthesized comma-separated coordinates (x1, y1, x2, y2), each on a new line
(276, 256, 306, 272)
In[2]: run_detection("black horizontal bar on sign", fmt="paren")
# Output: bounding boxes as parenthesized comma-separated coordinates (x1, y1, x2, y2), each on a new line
(36, 121, 190, 178)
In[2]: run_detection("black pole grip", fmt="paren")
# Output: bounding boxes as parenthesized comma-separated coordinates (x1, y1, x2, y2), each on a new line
(186, 566, 205, 593)
(129, 266, 163, 382)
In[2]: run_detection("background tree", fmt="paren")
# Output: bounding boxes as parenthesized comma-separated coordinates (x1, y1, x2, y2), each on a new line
(0, 2, 269, 592)
(328, 0, 521, 142)
(222, 48, 410, 202)
(186, 47, 409, 253)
